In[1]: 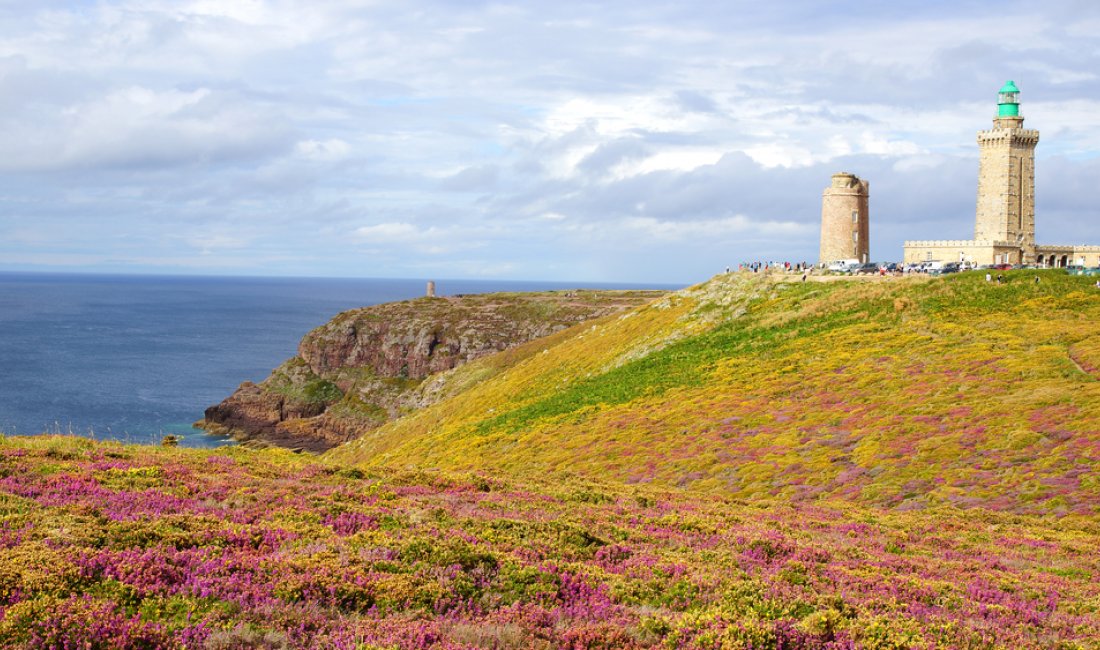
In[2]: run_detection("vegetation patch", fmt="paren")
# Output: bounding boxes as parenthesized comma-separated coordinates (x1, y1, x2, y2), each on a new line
(333, 271, 1100, 514)
(0, 435, 1096, 648)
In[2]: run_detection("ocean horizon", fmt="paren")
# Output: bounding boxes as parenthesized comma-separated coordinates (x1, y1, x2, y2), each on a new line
(0, 271, 683, 447)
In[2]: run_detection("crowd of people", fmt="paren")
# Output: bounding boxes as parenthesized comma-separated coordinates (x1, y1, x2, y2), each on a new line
(728, 261, 813, 274)
(723, 260, 1100, 287)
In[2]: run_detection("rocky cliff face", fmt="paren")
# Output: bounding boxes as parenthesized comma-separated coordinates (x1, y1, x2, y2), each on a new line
(202, 290, 664, 451)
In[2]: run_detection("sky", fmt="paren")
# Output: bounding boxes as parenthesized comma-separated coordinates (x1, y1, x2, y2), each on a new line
(1, 1, 1099, 284)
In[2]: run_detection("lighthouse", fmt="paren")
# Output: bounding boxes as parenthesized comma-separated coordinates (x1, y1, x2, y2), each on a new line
(974, 80, 1039, 262)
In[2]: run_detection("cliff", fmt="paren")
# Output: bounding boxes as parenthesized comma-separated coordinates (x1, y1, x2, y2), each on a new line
(202, 290, 665, 451)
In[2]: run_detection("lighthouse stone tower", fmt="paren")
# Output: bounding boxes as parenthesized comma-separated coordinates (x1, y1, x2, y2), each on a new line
(904, 81, 1098, 268)
(819, 172, 870, 265)
(974, 80, 1039, 262)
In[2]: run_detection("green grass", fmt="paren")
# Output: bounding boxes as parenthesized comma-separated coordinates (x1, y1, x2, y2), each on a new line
(330, 271, 1100, 514)
(473, 285, 869, 436)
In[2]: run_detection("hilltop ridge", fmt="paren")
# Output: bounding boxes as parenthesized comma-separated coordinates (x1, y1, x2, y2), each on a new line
(330, 270, 1100, 515)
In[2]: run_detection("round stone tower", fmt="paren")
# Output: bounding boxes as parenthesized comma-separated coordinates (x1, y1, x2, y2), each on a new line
(975, 80, 1039, 262)
(819, 172, 870, 264)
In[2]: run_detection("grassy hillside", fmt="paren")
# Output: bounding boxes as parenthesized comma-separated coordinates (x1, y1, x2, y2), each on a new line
(0, 435, 1097, 648)
(331, 271, 1100, 515)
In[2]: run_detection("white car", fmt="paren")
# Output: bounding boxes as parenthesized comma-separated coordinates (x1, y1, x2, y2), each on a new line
(826, 259, 859, 272)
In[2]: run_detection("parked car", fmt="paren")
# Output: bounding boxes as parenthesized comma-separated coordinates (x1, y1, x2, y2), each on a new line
(826, 259, 859, 273)
(930, 262, 961, 275)
(853, 262, 879, 275)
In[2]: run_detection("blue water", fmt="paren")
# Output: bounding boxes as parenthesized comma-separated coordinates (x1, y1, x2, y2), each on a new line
(0, 273, 680, 447)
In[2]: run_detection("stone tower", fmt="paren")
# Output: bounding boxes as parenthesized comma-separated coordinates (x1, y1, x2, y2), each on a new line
(819, 172, 870, 264)
(974, 80, 1039, 261)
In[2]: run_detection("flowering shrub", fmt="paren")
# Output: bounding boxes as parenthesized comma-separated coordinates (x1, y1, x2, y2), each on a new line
(333, 271, 1100, 515)
(0, 435, 1096, 648)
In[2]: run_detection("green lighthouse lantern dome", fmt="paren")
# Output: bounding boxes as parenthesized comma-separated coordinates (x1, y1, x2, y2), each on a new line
(998, 80, 1020, 117)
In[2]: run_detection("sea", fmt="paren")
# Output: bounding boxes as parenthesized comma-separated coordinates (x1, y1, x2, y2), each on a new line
(0, 272, 681, 448)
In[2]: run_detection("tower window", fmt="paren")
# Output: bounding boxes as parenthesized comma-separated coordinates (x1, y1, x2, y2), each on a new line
(852, 232, 858, 243)
(852, 211, 858, 223)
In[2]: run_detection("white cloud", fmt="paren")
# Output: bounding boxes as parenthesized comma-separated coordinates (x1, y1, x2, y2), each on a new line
(743, 142, 816, 168)
(295, 138, 351, 162)
(857, 133, 923, 157)
(542, 95, 712, 139)
(355, 222, 423, 242)
(177, 0, 268, 23)
(619, 215, 813, 242)
(623, 149, 725, 176)
(186, 233, 252, 255)
(353, 221, 491, 256)
(0, 1, 1098, 283)
(0, 84, 292, 171)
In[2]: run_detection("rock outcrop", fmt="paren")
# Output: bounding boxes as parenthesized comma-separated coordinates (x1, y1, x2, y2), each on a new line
(202, 290, 664, 451)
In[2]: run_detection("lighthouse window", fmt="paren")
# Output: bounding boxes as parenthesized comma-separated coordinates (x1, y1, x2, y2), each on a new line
(851, 211, 858, 223)
(852, 232, 858, 243)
